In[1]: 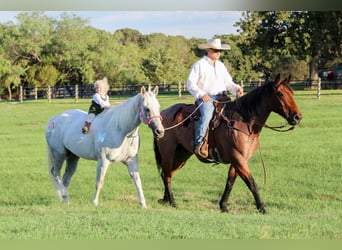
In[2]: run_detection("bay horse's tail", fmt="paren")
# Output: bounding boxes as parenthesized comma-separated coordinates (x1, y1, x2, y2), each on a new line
(153, 138, 163, 173)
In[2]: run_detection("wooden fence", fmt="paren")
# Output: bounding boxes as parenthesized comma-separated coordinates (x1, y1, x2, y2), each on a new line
(18, 83, 181, 103)
(15, 78, 342, 102)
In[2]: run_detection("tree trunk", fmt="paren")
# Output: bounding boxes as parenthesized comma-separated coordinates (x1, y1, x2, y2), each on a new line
(309, 56, 319, 88)
(7, 86, 12, 101)
(309, 36, 322, 89)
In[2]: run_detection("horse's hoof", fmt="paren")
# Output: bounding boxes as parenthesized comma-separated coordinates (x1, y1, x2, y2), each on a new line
(170, 202, 177, 208)
(258, 207, 267, 214)
(61, 196, 69, 204)
(219, 202, 228, 213)
(158, 198, 168, 205)
(220, 206, 229, 213)
(92, 199, 99, 207)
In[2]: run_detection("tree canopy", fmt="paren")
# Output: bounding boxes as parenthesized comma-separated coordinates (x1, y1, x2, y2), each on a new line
(236, 11, 342, 83)
(0, 11, 341, 99)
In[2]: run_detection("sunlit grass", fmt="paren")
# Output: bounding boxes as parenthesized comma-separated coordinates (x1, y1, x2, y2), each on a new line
(0, 90, 341, 239)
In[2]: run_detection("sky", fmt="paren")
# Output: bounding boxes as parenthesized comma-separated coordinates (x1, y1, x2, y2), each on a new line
(0, 11, 243, 39)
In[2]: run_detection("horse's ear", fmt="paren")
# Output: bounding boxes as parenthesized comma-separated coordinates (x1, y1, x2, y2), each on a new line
(274, 73, 281, 86)
(285, 75, 291, 83)
(141, 86, 146, 95)
(154, 86, 159, 96)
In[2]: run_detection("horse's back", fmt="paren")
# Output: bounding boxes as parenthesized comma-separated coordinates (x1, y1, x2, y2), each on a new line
(47, 109, 86, 123)
(161, 103, 186, 115)
(157, 103, 196, 154)
(46, 109, 87, 135)
(161, 103, 190, 125)
(46, 109, 94, 157)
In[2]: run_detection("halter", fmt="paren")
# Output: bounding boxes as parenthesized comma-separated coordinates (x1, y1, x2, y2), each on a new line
(139, 106, 163, 125)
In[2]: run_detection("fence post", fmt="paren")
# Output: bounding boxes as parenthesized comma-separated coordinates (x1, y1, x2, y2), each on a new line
(35, 86, 38, 101)
(20, 85, 23, 103)
(75, 84, 79, 103)
(178, 82, 182, 98)
(48, 86, 51, 103)
(317, 77, 321, 99)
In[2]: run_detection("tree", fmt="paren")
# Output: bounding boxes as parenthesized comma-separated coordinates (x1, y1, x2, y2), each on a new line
(216, 34, 256, 82)
(142, 33, 190, 84)
(0, 23, 25, 100)
(26, 64, 60, 87)
(289, 11, 342, 83)
(111, 29, 148, 86)
(52, 13, 97, 85)
(236, 11, 342, 84)
(15, 12, 54, 64)
(0, 50, 24, 100)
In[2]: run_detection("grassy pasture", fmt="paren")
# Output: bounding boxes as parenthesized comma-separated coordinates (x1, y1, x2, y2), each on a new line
(0, 90, 341, 239)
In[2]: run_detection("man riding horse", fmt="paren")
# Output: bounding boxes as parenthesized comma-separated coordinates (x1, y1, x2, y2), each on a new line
(186, 38, 244, 158)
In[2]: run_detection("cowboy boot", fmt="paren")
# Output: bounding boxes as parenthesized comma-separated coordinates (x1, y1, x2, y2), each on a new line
(82, 121, 91, 134)
(194, 130, 209, 158)
(195, 140, 208, 158)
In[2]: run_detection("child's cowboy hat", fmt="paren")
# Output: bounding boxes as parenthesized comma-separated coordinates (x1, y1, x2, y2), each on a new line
(198, 38, 231, 50)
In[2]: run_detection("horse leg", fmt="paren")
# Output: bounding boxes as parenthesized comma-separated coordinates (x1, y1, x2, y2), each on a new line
(48, 151, 68, 203)
(125, 156, 147, 209)
(158, 147, 191, 208)
(159, 171, 177, 207)
(61, 151, 80, 203)
(219, 165, 238, 212)
(92, 159, 110, 207)
(235, 165, 266, 214)
(155, 140, 177, 207)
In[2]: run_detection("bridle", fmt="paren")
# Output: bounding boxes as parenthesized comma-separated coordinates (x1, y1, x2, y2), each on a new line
(229, 88, 295, 134)
(139, 106, 163, 125)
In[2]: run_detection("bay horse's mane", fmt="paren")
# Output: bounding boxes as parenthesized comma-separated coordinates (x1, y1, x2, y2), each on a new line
(225, 79, 291, 122)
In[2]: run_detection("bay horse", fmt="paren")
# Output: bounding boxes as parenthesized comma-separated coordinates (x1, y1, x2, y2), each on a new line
(46, 86, 164, 208)
(154, 74, 302, 213)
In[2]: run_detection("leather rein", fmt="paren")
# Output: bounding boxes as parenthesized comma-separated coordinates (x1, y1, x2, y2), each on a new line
(214, 99, 295, 136)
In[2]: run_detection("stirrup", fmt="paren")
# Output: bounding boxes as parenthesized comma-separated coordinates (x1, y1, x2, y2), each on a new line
(194, 141, 208, 158)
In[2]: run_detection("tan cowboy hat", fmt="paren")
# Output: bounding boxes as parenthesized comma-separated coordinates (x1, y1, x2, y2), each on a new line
(198, 38, 231, 50)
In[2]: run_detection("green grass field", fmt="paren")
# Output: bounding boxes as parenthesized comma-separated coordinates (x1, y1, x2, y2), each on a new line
(0, 90, 341, 239)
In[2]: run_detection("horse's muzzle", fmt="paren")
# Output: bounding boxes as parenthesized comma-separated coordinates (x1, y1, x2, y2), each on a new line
(289, 113, 302, 125)
(154, 128, 165, 139)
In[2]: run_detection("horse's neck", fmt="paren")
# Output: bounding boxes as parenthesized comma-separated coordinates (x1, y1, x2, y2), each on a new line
(106, 95, 142, 133)
(234, 91, 272, 132)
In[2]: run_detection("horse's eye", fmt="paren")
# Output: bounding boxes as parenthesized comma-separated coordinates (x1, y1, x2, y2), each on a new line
(277, 92, 284, 97)
(145, 108, 150, 113)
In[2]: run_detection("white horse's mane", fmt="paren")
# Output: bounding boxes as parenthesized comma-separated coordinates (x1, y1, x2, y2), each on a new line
(99, 93, 143, 131)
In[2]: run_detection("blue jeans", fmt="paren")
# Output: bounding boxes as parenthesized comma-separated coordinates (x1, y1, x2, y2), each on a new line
(194, 95, 219, 147)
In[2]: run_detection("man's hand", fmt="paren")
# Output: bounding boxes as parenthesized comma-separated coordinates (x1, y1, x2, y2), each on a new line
(202, 94, 211, 102)
(236, 87, 244, 97)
